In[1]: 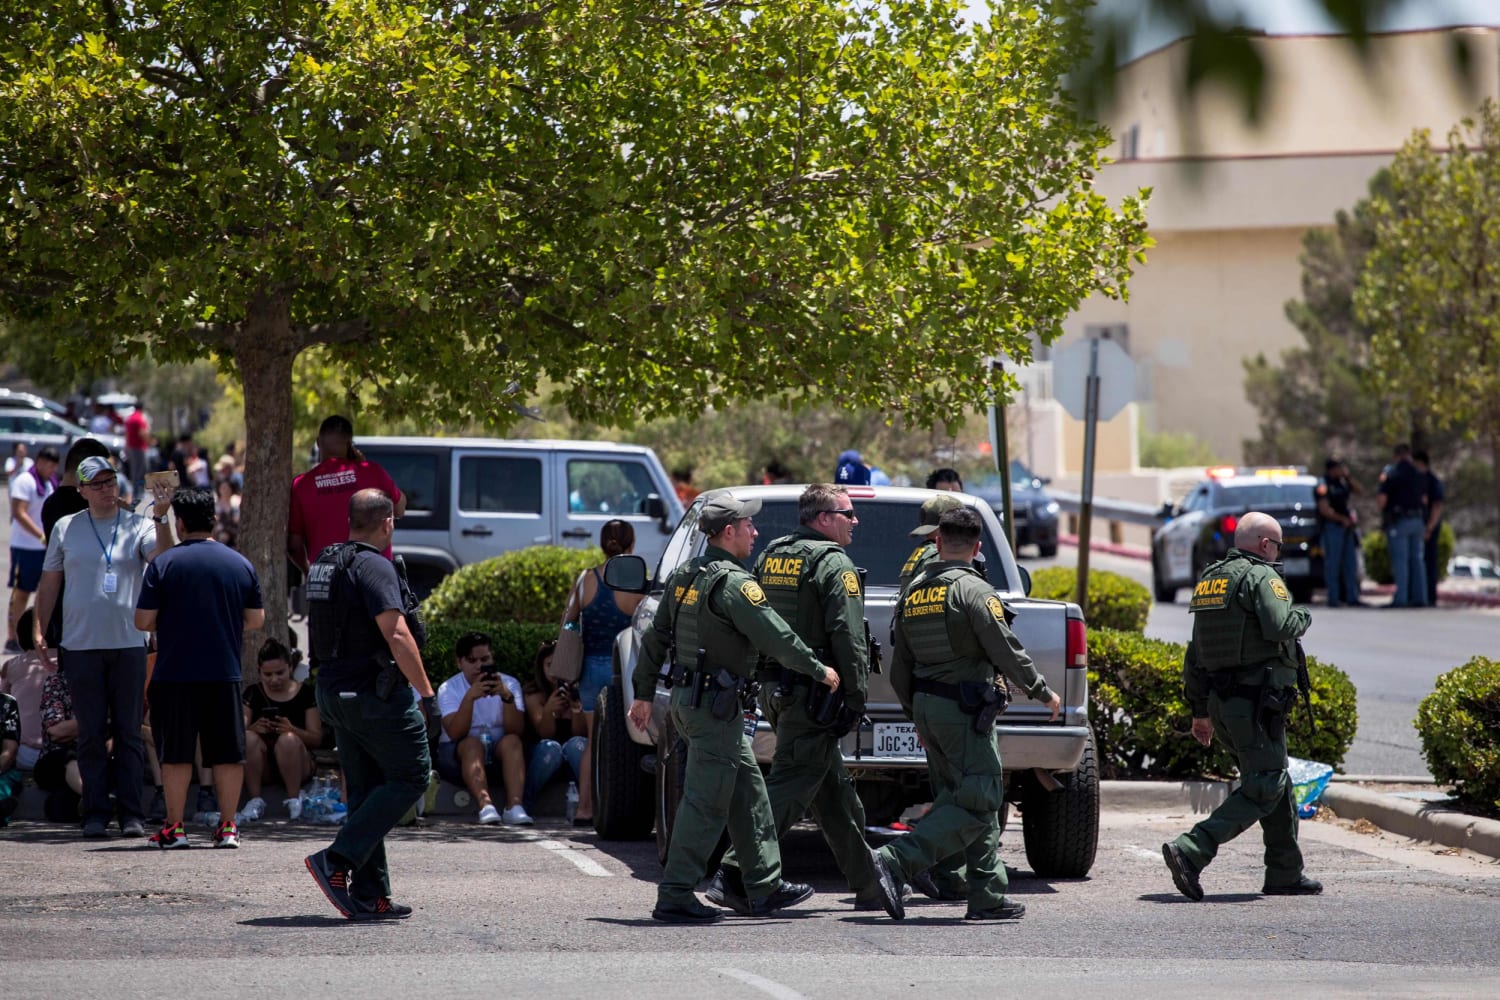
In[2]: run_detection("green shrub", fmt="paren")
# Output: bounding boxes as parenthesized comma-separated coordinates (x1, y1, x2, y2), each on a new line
(1361, 522, 1454, 585)
(1415, 656, 1500, 817)
(423, 617, 559, 689)
(422, 545, 602, 626)
(1030, 567, 1151, 633)
(1087, 627, 1357, 779)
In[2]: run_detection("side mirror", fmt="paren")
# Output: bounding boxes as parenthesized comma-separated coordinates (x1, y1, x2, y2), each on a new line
(1157, 501, 1176, 520)
(603, 554, 650, 593)
(643, 494, 665, 519)
(1017, 566, 1032, 597)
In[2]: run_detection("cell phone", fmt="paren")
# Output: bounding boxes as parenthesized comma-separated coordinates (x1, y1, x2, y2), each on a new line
(480, 663, 501, 676)
(262, 707, 281, 722)
(144, 470, 180, 492)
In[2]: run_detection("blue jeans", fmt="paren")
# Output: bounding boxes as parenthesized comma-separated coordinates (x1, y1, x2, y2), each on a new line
(524, 737, 586, 811)
(1387, 515, 1427, 607)
(1321, 523, 1359, 605)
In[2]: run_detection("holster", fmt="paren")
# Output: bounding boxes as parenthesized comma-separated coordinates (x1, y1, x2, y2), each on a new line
(1258, 687, 1294, 741)
(373, 651, 403, 701)
(957, 680, 1008, 735)
(709, 669, 746, 721)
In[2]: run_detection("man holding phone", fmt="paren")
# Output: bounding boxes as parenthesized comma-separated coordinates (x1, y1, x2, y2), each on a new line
(435, 631, 530, 825)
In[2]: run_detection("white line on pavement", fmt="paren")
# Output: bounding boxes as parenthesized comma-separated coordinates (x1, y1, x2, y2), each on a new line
(712, 967, 810, 1000)
(533, 838, 612, 877)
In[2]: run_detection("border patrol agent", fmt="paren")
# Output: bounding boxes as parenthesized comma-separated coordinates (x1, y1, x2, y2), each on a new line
(898, 493, 966, 591)
(627, 491, 866, 922)
(1163, 511, 1322, 901)
(711, 484, 884, 912)
(878, 507, 1060, 920)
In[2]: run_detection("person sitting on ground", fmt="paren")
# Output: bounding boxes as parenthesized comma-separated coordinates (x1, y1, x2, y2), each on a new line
(35, 666, 82, 821)
(1, 608, 51, 773)
(435, 631, 530, 826)
(242, 638, 322, 820)
(0, 687, 20, 825)
(213, 478, 241, 549)
(522, 640, 587, 819)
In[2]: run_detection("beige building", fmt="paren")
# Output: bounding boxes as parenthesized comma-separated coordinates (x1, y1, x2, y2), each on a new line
(1045, 25, 1500, 466)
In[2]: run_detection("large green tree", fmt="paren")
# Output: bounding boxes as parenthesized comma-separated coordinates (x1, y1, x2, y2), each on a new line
(1354, 99, 1500, 543)
(0, 0, 1148, 650)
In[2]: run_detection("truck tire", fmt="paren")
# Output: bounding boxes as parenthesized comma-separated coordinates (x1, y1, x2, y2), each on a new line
(592, 682, 655, 841)
(654, 714, 688, 866)
(1020, 727, 1100, 878)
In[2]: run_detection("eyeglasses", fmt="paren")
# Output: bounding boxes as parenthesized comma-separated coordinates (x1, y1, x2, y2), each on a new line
(81, 478, 118, 490)
(822, 508, 857, 519)
(1261, 537, 1284, 552)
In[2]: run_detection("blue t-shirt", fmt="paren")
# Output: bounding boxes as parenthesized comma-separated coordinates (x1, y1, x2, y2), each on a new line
(138, 539, 264, 682)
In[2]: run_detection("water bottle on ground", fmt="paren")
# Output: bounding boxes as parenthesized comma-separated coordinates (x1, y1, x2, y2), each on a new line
(565, 781, 579, 823)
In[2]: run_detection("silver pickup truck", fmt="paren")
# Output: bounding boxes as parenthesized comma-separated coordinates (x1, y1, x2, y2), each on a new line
(590, 484, 1099, 878)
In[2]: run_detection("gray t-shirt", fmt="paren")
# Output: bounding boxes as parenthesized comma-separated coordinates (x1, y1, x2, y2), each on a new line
(43, 508, 159, 651)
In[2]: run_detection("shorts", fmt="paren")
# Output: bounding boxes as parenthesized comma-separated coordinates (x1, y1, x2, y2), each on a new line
(580, 653, 612, 711)
(33, 747, 77, 792)
(146, 680, 246, 766)
(8, 547, 44, 592)
(435, 739, 502, 788)
(250, 731, 311, 789)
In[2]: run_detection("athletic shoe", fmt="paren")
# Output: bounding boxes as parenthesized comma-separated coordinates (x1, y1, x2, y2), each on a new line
(149, 821, 190, 849)
(965, 899, 1026, 921)
(500, 804, 533, 826)
(305, 849, 355, 918)
(121, 817, 146, 837)
(1263, 876, 1323, 896)
(1162, 842, 1204, 901)
(240, 797, 266, 822)
(82, 819, 109, 839)
(213, 819, 240, 849)
(477, 804, 501, 825)
(351, 896, 414, 921)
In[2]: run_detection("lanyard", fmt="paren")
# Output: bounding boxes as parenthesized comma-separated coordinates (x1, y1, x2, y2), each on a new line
(88, 511, 122, 572)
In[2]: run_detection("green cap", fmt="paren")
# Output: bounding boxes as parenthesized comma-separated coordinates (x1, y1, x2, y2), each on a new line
(910, 493, 965, 537)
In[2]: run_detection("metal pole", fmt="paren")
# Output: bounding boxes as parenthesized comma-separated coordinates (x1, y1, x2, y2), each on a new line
(988, 359, 1015, 553)
(1075, 340, 1101, 618)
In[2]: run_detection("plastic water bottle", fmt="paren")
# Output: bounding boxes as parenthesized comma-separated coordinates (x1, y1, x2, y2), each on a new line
(480, 731, 494, 766)
(565, 782, 579, 822)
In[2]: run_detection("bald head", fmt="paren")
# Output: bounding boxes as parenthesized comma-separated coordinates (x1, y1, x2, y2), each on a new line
(1235, 512, 1282, 557)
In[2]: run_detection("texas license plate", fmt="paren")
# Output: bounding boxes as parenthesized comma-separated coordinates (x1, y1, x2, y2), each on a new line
(873, 722, 924, 758)
(1283, 557, 1310, 577)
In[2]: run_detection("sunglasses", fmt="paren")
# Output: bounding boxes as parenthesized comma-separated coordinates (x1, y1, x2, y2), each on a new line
(822, 508, 856, 519)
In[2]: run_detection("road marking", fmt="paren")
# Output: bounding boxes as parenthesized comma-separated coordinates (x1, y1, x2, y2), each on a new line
(712, 968, 809, 1000)
(532, 838, 612, 877)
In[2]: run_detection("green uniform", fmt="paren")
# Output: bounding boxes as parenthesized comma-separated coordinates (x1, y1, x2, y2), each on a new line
(720, 527, 875, 897)
(880, 560, 1053, 913)
(1170, 548, 1312, 885)
(898, 539, 938, 591)
(634, 543, 829, 909)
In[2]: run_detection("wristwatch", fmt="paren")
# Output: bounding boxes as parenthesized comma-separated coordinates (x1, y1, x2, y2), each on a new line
(153, 513, 171, 524)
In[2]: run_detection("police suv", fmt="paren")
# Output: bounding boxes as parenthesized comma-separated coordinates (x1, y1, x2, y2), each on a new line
(1151, 466, 1325, 604)
(591, 485, 1098, 878)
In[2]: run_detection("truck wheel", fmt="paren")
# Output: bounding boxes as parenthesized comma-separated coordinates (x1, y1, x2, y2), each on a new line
(1152, 556, 1176, 603)
(592, 682, 655, 841)
(1020, 727, 1100, 878)
(654, 714, 688, 866)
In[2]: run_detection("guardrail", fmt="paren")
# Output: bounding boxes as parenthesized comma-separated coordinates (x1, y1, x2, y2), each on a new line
(1048, 489, 1164, 545)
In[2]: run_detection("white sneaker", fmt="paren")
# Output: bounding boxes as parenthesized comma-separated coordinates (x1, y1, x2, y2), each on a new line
(477, 804, 502, 825)
(501, 805, 534, 826)
(241, 797, 266, 822)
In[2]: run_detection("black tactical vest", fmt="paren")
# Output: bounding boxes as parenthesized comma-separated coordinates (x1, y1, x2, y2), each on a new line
(671, 561, 756, 678)
(306, 543, 387, 664)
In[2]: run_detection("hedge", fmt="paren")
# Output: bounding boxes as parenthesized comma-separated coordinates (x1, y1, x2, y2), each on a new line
(422, 545, 603, 626)
(1361, 522, 1454, 586)
(1415, 656, 1500, 817)
(1087, 627, 1357, 779)
(423, 617, 559, 690)
(1030, 567, 1151, 633)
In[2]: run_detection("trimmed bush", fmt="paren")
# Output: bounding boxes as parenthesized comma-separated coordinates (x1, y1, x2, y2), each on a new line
(422, 545, 603, 626)
(1415, 656, 1500, 817)
(1361, 522, 1454, 586)
(1087, 627, 1357, 779)
(1030, 567, 1151, 633)
(424, 617, 558, 689)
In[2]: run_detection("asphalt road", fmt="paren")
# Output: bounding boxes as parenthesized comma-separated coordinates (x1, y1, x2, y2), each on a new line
(1, 812, 1497, 999)
(1028, 547, 1500, 778)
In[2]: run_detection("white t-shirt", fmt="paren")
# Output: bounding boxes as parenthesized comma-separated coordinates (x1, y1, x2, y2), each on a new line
(8, 469, 53, 551)
(436, 670, 523, 745)
(5, 456, 32, 479)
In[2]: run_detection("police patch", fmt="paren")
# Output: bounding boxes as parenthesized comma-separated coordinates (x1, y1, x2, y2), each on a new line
(741, 580, 768, 606)
(985, 595, 1007, 624)
(1270, 579, 1290, 601)
(842, 570, 861, 596)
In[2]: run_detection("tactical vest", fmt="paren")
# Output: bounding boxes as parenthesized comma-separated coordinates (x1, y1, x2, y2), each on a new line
(306, 542, 386, 664)
(899, 565, 976, 675)
(898, 541, 937, 591)
(756, 535, 845, 656)
(671, 561, 756, 678)
(1189, 556, 1287, 670)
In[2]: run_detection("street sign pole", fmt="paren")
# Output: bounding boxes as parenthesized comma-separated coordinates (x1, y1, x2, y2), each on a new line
(1075, 340, 1100, 618)
(987, 358, 1015, 553)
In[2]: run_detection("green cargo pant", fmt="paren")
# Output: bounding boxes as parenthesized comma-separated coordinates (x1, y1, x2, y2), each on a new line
(659, 686, 782, 907)
(880, 691, 1007, 911)
(720, 684, 876, 896)
(1172, 690, 1304, 885)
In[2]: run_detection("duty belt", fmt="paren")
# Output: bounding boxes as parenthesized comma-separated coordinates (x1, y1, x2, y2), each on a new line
(912, 677, 964, 700)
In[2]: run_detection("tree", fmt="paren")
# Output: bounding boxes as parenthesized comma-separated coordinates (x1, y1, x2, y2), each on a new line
(1354, 99, 1500, 546)
(0, 1, 1148, 654)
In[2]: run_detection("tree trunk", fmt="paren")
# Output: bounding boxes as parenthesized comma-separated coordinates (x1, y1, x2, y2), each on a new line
(232, 290, 299, 667)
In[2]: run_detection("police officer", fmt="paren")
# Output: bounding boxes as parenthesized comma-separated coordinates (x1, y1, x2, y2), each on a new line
(1377, 443, 1430, 608)
(1315, 457, 1362, 608)
(709, 485, 881, 913)
(877, 507, 1060, 921)
(1162, 511, 1321, 901)
(1412, 450, 1445, 608)
(303, 488, 436, 921)
(899, 493, 966, 591)
(626, 491, 881, 922)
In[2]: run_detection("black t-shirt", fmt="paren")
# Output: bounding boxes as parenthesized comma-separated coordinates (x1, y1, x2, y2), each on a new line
(311, 546, 405, 694)
(40, 487, 90, 645)
(1379, 460, 1428, 515)
(1317, 476, 1353, 521)
(243, 682, 318, 728)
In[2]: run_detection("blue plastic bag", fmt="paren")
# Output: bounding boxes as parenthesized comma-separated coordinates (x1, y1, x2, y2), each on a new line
(1287, 757, 1334, 818)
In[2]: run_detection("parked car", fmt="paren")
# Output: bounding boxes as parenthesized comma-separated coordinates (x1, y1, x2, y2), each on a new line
(0, 387, 69, 417)
(1446, 555, 1499, 593)
(353, 437, 684, 597)
(1151, 466, 1324, 604)
(0, 407, 126, 465)
(593, 484, 1099, 878)
(974, 459, 1061, 558)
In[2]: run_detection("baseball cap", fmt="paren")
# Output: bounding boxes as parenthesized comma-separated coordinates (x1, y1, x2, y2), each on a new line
(698, 489, 762, 535)
(77, 456, 116, 484)
(909, 493, 965, 537)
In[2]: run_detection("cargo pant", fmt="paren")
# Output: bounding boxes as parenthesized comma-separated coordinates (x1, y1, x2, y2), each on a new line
(879, 691, 1008, 912)
(659, 685, 781, 907)
(719, 684, 877, 898)
(1171, 690, 1304, 885)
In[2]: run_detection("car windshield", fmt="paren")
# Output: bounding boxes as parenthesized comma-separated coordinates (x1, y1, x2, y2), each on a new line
(1215, 483, 1317, 509)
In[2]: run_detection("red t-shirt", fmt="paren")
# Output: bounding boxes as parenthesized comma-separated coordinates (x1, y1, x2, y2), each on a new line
(124, 409, 151, 450)
(288, 457, 401, 561)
